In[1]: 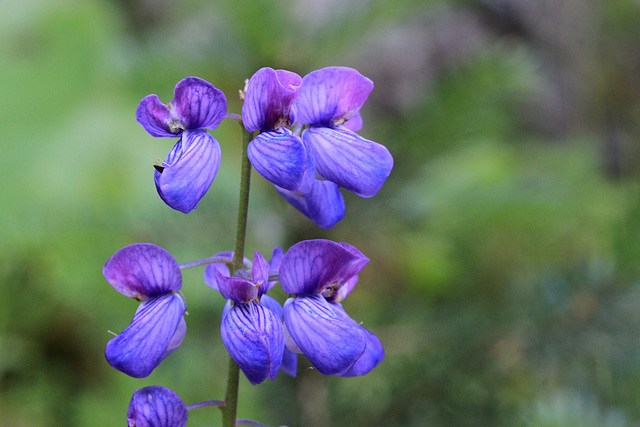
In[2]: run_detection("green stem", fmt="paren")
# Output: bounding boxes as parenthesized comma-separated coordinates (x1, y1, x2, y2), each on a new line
(231, 124, 254, 275)
(220, 123, 254, 427)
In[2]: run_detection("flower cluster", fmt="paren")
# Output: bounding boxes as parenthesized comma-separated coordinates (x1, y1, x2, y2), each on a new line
(105, 240, 383, 383)
(104, 65, 392, 426)
(136, 67, 393, 228)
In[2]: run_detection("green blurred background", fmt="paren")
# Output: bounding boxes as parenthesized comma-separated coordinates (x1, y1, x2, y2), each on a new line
(2, 0, 640, 425)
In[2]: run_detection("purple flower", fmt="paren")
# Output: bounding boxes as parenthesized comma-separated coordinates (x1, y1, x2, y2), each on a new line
(209, 251, 285, 384)
(103, 244, 187, 378)
(127, 386, 188, 427)
(136, 77, 227, 213)
(294, 66, 393, 197)
(280, 239, 384, 376)
(242, 67, 314, 193)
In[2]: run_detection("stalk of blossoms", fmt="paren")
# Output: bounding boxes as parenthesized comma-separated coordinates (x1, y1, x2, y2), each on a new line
(220, 123, 254, 427)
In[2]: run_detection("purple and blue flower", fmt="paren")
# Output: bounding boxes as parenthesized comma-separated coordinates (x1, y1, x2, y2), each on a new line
(103, 243, 187, 378)
(136, 77, 227, 213)
(279, 239, 384, 376)
(205, 250, 285, 384)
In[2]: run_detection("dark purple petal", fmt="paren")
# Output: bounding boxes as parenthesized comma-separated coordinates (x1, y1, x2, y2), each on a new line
(105, 293, 186, 378)
(213, 268, 259, 303)
(251, 251, 271, 295)
(279, 239, 369, 295)
(154, 129, 221, 213)
(283, 294, 366, 375)
(221, 302, 284, 384)
(127, 386, 188, 427)
(247, 131, 309, 191)
(136, 95, 177, 138)
(103, 243, 181, 299)
(242, 68, 302, 132)
(276, 179, 345, 230)
(170, 77, 227, 130)
(295, 66, 373, 127)
(203, 263, 230, 291)
(303, 126, 393, 197)
(337, 326, 384, 377)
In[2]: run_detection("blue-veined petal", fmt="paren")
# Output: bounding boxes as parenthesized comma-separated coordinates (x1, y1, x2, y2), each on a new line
(295, 66, 373, 127)
(337, 326, 384, 377)
(279, 239, 369, 295)
(277, 179, 345, 230)
(103, 243, 182, 300)
(283, 294, 366, 375)
(331, 303, 384, 377)
(171, 77, 227, 130)
(127, 386, 188, 427)
(261, 294, 298, 378)
(221, 302, 284, 385)
(247, 131, 308, 191)
(154, 129, 221, 214)
(242, 68, 302, 132)
(105, 293, 186, 378)
(164, 316, 187, 357)
(303, 126, 393, 198)
(136, 94, 177, 138)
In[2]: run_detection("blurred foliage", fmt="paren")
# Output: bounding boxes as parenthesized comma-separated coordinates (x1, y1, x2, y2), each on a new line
(2, 0, 640, 425)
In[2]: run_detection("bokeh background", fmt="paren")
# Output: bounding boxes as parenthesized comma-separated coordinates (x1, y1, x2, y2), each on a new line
(2, 0, 640, 425)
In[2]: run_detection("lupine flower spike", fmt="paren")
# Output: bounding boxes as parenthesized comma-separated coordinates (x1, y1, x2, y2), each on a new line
(136, 77, 227, 213)
(104, 243, 187, 378)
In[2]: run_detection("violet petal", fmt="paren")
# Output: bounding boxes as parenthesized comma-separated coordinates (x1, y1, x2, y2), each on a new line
(279, 239, 369, 295)
(251, 251, 271, 295)
(247, 131, 308, 191)
(303, 126, 393, 198)
(277, 179, 345, 230)
(154, 129, 221, 213)
(213, 268, 259, 303)
(242, 67, 302, 132)
(337, 326, 384, 377)
(203, 262, 230, 291)
(221, 302, 284, 384)
(136, 94, 177, 138)
(103, 243, 182, 300)
(105, 293, 186, 378)
(295, 66, 373, 127)
(283, 294, 366, 375)
(171, 77, 227, 131)
(343, 111, 363, 132)
(127, 386, 188, 427)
